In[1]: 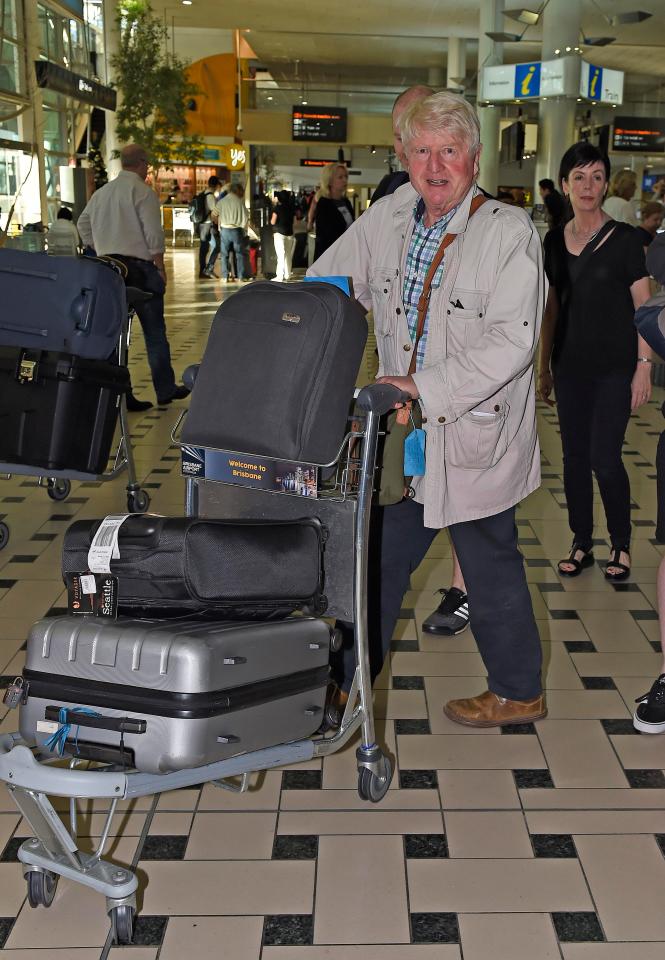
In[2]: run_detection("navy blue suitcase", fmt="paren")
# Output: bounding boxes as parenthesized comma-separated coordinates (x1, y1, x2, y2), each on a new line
(0, 249, 126, 359)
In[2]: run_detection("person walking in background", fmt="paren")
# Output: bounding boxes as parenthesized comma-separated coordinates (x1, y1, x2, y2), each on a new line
(199, 175, 224, 279)
(538, 177, 566, 230)
(635, 201, 664, 250)
(308, 163, 354, 262)
(603, 168, 639, 225)
(77, 143, 190, 411)
(47, 207, 80, 256)
(370, 85, 434, 204)
(271, 189, 296, 281)
(538, 142, 651, 581)
(214, 183, 249, 283)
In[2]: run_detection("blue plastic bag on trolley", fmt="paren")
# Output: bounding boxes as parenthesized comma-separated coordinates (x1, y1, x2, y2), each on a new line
(634, 293, 665, 362)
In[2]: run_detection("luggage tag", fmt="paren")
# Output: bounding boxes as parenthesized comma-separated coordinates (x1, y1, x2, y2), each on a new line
(66, 572, 119, 618)
(87, 514, 131, 574)
(404, 412, 426, 476)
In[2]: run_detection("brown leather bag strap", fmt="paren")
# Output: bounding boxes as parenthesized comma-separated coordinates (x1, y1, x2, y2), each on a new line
(409, 193, 487, 376)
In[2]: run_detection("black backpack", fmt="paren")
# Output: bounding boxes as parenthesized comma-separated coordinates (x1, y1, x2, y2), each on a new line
(189, 190, 208, 225)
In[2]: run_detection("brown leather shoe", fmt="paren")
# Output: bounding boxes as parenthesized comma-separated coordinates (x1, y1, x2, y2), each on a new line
(444, 689, 547, 728)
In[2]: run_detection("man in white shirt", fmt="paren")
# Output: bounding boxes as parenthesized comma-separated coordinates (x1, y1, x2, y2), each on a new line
(78, 144, 189, 410)
(212, 183, 249, 282)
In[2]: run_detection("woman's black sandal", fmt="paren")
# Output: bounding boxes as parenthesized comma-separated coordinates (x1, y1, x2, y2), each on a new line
(558, 543, 594, 578)
(604, 546, 630, 582)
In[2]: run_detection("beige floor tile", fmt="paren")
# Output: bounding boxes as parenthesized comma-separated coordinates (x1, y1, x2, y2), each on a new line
(155, 788, 201, 811)
(544, 690, 630, 719)
(264, 949, 460, 959)
(159, 916, 263, 960)
(390, 651, 486, 676)
(148, 810, 193, 835)
(140, 860, 314, 915)
(458, 913, 561, 960)
(198, 769, 282, 810)
(610, 732, 665, 769)
(574, 835, 665, 940)
(540, 643, 585, 690)
(185, 810, 276, 859)
(314, 835, 410, 944)
(14, 810, 147, 838)
(0, 812, 20, 850)
(526, 809, 665, 834)
(613, 675, 661, 711)
(536, 619, 591, 644)
(562, 946, 665, 959)
(571, 652, 661, 677)
(536, 720, 629, 787)
(577, 610, 654, 652)
(397, 734, 546, 770)
(278, 809, 443, 836)
(373, 688, 428, 720)
(280, 788, 440, 811)
(546, 592, 652, 611)
(438, 770, 520, 810)
(521, 787, 665, 809)
(445, 811, 532, 858)
(3, 952, 103, 959)
(6, 877, 110, 948)
(407, 858, 593, 912)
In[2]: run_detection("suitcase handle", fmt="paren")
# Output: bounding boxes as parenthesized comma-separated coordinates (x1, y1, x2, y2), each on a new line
(72, 287, 96, 333)
(44, 705, 147, 734)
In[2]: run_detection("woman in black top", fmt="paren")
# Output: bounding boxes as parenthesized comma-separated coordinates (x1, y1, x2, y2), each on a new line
(538, 142, 652, 580)
(308, 163, 354, 262)
(271, 190, 296, 281)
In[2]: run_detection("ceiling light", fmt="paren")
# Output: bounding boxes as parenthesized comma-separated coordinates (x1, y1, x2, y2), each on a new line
(554, 47, 560, 53)
(301, 99, 308, 105)
(181, 1, 192, 5)
(504, 7, 540, 25)
(565, 46, 571, 51)
(485, 31, 522, 41)
(610, 10, 652, 24)
(266, 95, 273, 101)
(581, 35, 616, 45)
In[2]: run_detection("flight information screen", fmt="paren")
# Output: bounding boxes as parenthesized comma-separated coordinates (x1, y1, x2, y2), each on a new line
(292, 107, 347, 142)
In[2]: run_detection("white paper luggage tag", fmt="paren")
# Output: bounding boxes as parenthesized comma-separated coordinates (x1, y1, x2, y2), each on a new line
(87, 514, 130, 574)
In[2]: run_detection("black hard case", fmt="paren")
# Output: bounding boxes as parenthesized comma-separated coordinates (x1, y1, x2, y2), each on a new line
(62, 515, 327, 618)
(0, 249, 126, 359)
(20, 615, 332, 774)
(0, 347, 129, 473)
(182, 281, 367, 464)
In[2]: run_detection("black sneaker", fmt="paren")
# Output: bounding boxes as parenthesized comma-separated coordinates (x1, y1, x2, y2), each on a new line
(421, 587, 469, 636)
(157, 385, 191, 405)
(633, 674, 665, 734)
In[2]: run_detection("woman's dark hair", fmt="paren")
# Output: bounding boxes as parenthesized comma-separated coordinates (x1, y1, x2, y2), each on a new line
(56, 207, 73, 220)
(558, 141, 610, 188)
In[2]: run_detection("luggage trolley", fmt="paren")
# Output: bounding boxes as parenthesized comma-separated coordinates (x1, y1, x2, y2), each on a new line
(0, 382, 403, 944)
(0, 288, 152, 551)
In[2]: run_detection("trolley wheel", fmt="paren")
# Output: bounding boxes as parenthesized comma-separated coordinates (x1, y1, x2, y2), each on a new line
(357, 754, 393, 803)
(47, 478, 71, 501)
(329, 628, 344, 653)
(110, 904, 135, 945)
(127, 490, 150, 514)
(26, 869, 58, 908)
(0, 521, 8, 551)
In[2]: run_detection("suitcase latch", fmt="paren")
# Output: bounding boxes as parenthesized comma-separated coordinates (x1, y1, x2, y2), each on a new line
(17, 358, 36, 383)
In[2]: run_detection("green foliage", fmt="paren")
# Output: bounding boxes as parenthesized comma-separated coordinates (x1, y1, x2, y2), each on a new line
(111, 1, 203, 170)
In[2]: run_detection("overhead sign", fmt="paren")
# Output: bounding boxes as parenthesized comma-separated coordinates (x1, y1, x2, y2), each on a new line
(34, 61, 116, 111)
(515, 62, 541, 98)
(292, 106, 347, 143)
(612, 116, 665, 153)
(579, 62, 624, 104)
(299, 159, 350, 167)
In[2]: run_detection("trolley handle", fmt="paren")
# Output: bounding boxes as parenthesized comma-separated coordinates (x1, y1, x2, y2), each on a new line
(355, 383, 411, 416)
(44, 706, 147, 735)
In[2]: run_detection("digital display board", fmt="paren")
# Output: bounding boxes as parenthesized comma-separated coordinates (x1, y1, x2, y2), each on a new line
(612, 117, 665, 153)
(292, 106, 347, 143)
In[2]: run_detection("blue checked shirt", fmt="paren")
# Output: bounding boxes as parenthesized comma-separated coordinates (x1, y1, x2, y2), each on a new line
(403, 197, 461, 371)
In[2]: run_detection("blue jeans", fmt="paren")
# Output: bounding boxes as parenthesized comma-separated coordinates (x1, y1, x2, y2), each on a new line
(112, 255, 177, 402)
(220, 228, 246, 280)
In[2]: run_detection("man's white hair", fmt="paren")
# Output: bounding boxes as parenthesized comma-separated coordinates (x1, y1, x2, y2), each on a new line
(400, 91, 480, 154)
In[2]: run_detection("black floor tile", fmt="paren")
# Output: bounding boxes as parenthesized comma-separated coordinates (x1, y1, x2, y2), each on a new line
(633, 520, 655, 526)
(395, 719, 431, 735)
(399, 608, 415, 617)
(46, 606, 68, 617)
(564, 641, 596, 653)
(552, 912, 604, 942)
(514, 769, 554, 789)
(550, 610, 580, 620)
(651, 640, 662, 654)
(531, 834, 577, 858)
(501, 722, 536, 735)
(399, 769, 438, 789)
(601, 719, 639, 736)
(281, 770, 322, 790)
(410, 912, 459, 944)
(626, 769, 665, 788)
(518, 537, 540, 545)
(0, 580, 17, 589)
(632, 610, 659, 620)
(393, 676, 425, 690)
(538, 583, 565, 592)
(30, 533, 57, 542)
(611, 583, 642, 592)
(132, 915, 168, 947)
(581, 677, 617, 690)
(272, 835, 318, 860)
(0, 919, 15, 949)
(526, 559, 553, 567)
(263, 915, 313, 946)
(392, 638, 419, 652)
(0, 836, 21, 862)
(49, 513, 76, 521)
(405, 834, 448, 858)
(139, 835, 188, 860)
(656, 835, 665, 857)
(8, 555, 37, 563)
(2, 497, 24, 503)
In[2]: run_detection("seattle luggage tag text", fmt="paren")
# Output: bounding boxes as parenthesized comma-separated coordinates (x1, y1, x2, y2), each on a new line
(67, 572, 119, 618)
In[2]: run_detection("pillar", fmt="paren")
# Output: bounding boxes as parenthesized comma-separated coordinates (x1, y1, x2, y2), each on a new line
(23, 0, 48, 222)
(477, 0, 504, 195)
(103, 0, 122, 178)
(447, 38, 467, 92)
(535, 0, 580, 189)
(427, 66, 444, 88)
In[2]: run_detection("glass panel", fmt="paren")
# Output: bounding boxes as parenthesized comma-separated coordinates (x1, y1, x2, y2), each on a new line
(0, 146, 19, 197)
(0, 39, 19, 94)
(0, 96, 19, 135)
(2, 0, 18, 40)
(43, 105, 64, 153)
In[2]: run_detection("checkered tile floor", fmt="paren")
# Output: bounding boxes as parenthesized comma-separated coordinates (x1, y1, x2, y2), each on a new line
(0, 249, 664, 958)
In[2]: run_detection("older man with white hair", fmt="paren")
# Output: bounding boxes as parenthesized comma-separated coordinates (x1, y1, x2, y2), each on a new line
(309, 91, 547, 728)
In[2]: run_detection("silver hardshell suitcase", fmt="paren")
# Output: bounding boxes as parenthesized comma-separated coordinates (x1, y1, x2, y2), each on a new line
(20, 614, 332, 774)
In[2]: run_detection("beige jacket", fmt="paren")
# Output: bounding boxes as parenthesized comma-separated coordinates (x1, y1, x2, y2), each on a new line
(308, 183, 547, 529)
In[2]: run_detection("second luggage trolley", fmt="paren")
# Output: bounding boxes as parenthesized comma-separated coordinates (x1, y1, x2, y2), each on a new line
(0, 288, 152, 551)
(0, 381, 403, 944)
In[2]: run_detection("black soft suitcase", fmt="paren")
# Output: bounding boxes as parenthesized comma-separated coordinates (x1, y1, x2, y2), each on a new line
(62, 514, 327, 617)
(182, 281, 367, 463)
(20, 615, 332, 773)
(0, 346, 129, 472)
(0, 249, 126, 359)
